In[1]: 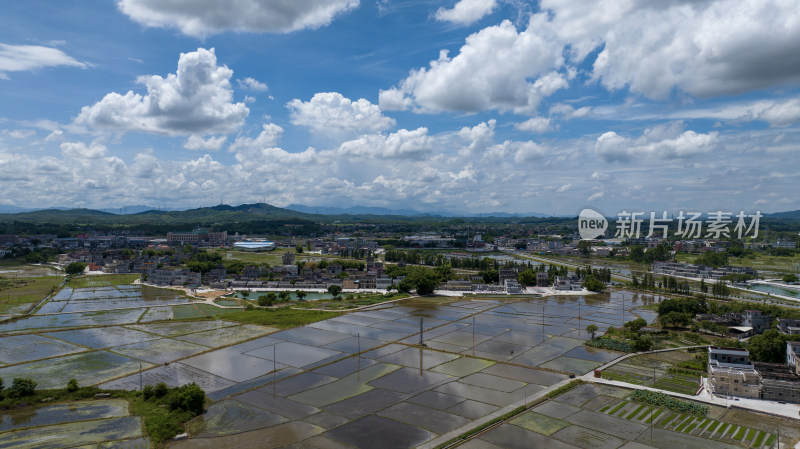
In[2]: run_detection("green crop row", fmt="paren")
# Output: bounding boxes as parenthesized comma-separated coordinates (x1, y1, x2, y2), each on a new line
(629, 390, 708, 417)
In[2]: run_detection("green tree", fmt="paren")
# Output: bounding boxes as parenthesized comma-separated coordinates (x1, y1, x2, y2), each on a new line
(748, 330, 791, 363)
(327, 284, 342, 299)
(66, 378, 79, 392)
(168, 383, 205, 415)
(295, 244, 304, 254)
(630, 246, 645, 263)
(65, 262, 87, 276)
(480, 269, 499, 284)
(586, 324, 598, 339)
(584, 276, 606, 292)
(401, 267, 441, 295)
(295, 290, 307, 301)
(660, 311, 691, 328)
(257, 294, 274, 306)
(577, 240, 592, 256)
(9, 378, 37, 397)
(632, 335, 653, 352)
(153, 382, 169, 398)
(624, 318, 648, 332)
(783, 273, 799, 284)
(278, 290, 291, 302)
(518, 269, 538, 286)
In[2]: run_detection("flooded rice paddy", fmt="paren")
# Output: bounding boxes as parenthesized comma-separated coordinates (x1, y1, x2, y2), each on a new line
(1, 284, 668, 447)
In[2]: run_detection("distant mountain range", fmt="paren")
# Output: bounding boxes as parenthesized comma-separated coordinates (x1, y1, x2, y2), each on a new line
(286, 204, 552, 218)
(0, 203, 798, 221)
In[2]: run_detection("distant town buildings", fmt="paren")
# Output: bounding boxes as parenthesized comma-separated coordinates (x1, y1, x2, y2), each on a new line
(652, 261, 756, 280)
(167, 230, 228, 246)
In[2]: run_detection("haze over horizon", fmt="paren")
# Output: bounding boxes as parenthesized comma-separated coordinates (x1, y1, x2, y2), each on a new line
(2, 1, 799, 215)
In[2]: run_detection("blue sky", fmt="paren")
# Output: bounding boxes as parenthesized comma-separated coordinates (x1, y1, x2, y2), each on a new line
(1, 0, 799, 215)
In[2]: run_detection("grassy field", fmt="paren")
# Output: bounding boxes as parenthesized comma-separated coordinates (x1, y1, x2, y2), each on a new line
(0, 275, 62, 313)
(601, 349, 703, 395)
(67, 274, 140, 288)
(291, 292, 409, 310)
(217, 306, 341, 328)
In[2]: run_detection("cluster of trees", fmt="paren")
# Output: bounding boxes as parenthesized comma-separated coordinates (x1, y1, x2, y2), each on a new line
(185, 250, 223, 274)
(710, 280, 731, 298)
(23, 247, 59, 263)
(584, 276, 607, 292)
(65, 261, 87, 275)
(392, 265, 450, 295)
(657, 296, 708, 328)
(185, 250, 247, 275)
(661, 276, 691, 294)
(0, 377, 37, 399)
(142, 382, 205, 415)
(694, 251, 728, 267)
(631, 273, 691, 294)
(574, 267, 612, 283)
(384, 249, 499, 271)
(142, 248, 175, 258)
(747, 330, 800, 363)
(257, 290, 307, 306)
(140, 382, 206, 442)
(629, 242, 673, 263)
(588, 319, 654, 352)
(783, 273, 799, 284)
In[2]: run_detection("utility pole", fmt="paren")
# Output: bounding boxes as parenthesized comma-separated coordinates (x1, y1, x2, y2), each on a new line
(419, 316, 424, 346)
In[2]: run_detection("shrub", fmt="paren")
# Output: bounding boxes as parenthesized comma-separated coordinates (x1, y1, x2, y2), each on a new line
(585, 337, 632, 352)
(66, 378, 79, 392)
(153, 382, 169, 398)
(10, 378, 37, 397)
(168, 383, 205, 415)
(142, 384, 154, 401)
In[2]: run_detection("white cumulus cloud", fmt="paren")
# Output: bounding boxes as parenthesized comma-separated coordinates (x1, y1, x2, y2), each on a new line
(75, 48, 248, 137)
(515, 117, 551, 134)
(380, 17, 565, 114)
(184, 135, 226, 151)
(435, 0, 497, 26)
(595, 123, 719, 162)
(338, 128, 432, 159)
(288, 92, 395, 141)
(543, 0, 800, 99)
(237, 77, 268, 91)
(61, 141, 108, 159)
(118, 0, 359, 37)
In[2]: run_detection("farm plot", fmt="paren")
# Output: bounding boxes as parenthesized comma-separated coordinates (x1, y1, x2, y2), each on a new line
(599, 396, 777, 448)
(601, 350, 702, 394)
(470, 383, 794, 449)
(44, 284, 190, 313)
(0, 350, 153, 389)
(0, 333, 87, 364)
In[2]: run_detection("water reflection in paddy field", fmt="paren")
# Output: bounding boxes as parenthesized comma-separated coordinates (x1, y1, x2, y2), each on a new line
(0, 288, 664, 448)
(37, 284, 190, 314)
